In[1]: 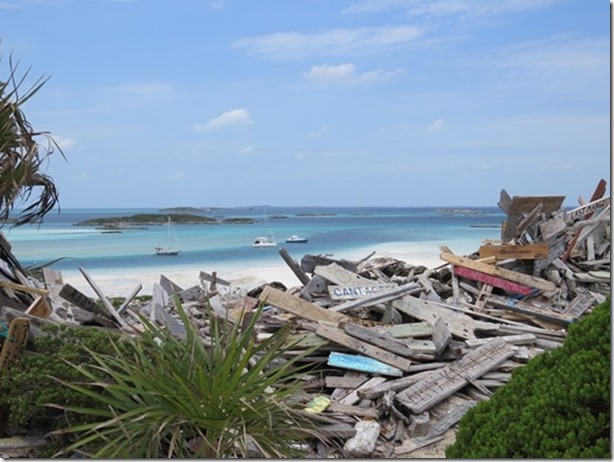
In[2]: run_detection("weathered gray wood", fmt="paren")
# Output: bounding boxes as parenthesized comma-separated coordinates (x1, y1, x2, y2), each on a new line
(318, 325, 412, 372)
(301, 254, 358, 274)
(116, 284, 143, 314)
(330, 370, 370, 400)
(357, 370, 435, 400)
(199, 271, 231, 287)
(431, 317, 451, 355)
(395, 338, 515, 414)
(278, 248, 310, 286)
(393, 435, 445, 456)
(327, 402, 379, 419)
(318, 423, 357, 439)
(426, 400, 477, 438)
(300, 274, 329, 302)
(487, 294, 574, 326)
(159, 274, 184, 295)
(539, 213, 567, 241)
(0, 318, 29, 370)
(465, 333, 536, 348)
(342, 322, 414, 357)
(59, 284, 109, 319)
(79, 268, 129, 328)
(337, 376, 387, 405)
(343, 420, 381, 457)
(566, 195, 610, 221)
(376, 322, 433, 338)
(326, 374, 368, 389)
(259, 286, 345, 324)
(512, 202, 543, 240)
(315, 262, 377, 286)
(150, 283, 186, 338)
(392, 296, 499, 340)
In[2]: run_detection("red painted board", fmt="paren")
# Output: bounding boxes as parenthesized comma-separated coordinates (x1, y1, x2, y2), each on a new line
(453, 265, 534, 296)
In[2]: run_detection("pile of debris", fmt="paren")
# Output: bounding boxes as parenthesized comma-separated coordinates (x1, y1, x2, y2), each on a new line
(0, 184, 610, 458)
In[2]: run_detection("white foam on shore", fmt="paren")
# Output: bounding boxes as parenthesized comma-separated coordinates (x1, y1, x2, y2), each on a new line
(60, 239, 481, 298)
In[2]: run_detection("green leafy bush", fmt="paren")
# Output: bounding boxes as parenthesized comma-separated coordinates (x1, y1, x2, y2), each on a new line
(53, 300, 326, 458)
(0, 323, 126, 432)
(446, 297, 611, 458)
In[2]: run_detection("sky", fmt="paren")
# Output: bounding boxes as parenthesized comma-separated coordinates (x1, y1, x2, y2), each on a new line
(0, 0, 610, 209)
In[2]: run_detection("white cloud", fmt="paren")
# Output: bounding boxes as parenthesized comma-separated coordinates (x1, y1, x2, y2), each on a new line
(232, 25, 422, 58)
(194, 108, 253, 132)
(342, 0, 557, 19)
(170, 171, 185, 180)
(428, 118, 445, 132)
(238, 145, 254, 154)
(304, 63, 406, 84)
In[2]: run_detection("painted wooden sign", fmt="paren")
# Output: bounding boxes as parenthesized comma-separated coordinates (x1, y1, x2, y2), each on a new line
(327, 351, 403, 377)
(328, 283, 398, 300)
(453, 265, 535, 296)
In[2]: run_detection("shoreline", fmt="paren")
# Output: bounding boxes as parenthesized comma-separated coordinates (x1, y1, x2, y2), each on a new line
(59, 239, 481, 298)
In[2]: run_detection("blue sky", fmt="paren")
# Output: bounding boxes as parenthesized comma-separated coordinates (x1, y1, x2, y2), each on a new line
(0, 0, 610, 208)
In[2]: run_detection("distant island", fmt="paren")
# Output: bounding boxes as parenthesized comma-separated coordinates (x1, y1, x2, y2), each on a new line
(75, 213, 255, 227)
(434, 208, 483, 215)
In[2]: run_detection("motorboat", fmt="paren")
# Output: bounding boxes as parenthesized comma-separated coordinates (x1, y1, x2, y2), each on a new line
(285, 235, 308, 243)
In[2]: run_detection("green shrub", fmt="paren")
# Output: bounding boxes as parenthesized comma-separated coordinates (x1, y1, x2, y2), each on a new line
(52, 299, 326, 458)
(0, 323, 127, 432)
(446, 297, 611, 458)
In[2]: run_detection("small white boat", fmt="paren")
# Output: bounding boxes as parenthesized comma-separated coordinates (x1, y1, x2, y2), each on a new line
(252, 236, 277, 247)
(155, 217, 181, 255)
(252, 210, 277, 247)
(285, 235, 308, 243)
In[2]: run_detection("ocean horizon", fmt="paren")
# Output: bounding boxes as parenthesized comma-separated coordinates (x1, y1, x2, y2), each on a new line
(3, 206, 506, 296)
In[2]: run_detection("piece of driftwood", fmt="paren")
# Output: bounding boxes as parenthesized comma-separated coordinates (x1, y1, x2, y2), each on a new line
(24, 295, 52, 319)
(395, 338, 515, 414)
(79, 268, 129, 328)
(431, 317, 451, 355)
(259, 286, 345, 324)
(278, 248, 310, 286)
(301, 254, 358, 274)
(336, 376, 388, 405)
(330, 282, 421, 313)
(341, 322, 414, 357)
(0, 318, 29, 371)
(59, 284, 110, 319)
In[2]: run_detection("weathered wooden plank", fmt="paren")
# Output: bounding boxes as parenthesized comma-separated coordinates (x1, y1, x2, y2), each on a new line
(150, 283, 186, 338)
(566, 193, 609, 221)
(315, 262, 377, 286)
(453, 265, 535, 296)
(426, 400, 478, 438)
(395, 338, 515, 414)
(327, 402, 379, 419)
(486, 294, 574, 326)
(79, 268, 129, 328)
(337, 376, 387, 405)
(278, 247, 310, 286)
(0, 318, 29, 371)
(431, 317, 451, 355)
(392, 296, 500, 340)
(259, 286, 345, 324)
(465, 333, 536, 348)
(321, 327, 409, 369)
(301, 254, 358, 274)
(376, 322, 433, 338)
(342, 322, 414, 357)
(478, 243, 549, 261)
(199, 271, 231, 287)
(59, 284, 109, 319)
(357, 370, 434, 400)
(440, 251, 556, 292)
(116, 284, 143, 314)
(539, 214, 568, 241)
(330, 370, 370, 401)
(24, 295, 52, 319)
(0, 280, 48, 296)
(326, 374, 368, 389)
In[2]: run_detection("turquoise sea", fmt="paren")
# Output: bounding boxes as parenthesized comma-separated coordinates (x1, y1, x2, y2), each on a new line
(4, 206, 505, 277)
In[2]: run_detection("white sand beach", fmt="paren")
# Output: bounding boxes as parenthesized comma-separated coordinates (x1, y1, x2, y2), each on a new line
(59, 239, 480, 299)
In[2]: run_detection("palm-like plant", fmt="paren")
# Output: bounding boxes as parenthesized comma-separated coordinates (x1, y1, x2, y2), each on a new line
(51, 300, 326, 458)
(0, 52, 64, 226)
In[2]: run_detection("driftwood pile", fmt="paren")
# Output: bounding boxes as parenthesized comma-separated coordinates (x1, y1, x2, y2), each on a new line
(0, 184, 610, 457)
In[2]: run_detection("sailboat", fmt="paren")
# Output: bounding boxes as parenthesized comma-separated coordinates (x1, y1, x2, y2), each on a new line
(252, 210, 277, 247)
(154, 217, 181, 256)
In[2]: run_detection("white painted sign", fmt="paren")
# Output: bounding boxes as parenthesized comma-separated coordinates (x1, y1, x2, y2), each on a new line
(328, 284, 398, 300)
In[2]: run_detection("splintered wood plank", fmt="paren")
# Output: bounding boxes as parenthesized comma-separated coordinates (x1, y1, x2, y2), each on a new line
(79, 268, 129, 328)
(314, 262, 375, 286)
(487, 294, 574, 326)
(259, 286, 345, 324)
(566, 195, 610, 221)
(478, 243, 549, 261)
(377, 322, 433, 338)
(453, 265, 535, 296)
(59, 283, 110, 319)
(0, 318, 29, 370)
(24, 295, 52, 319)
(319, 325, 411, 372)
(431, 317, 451, 355)
(342, 322, 414, 357)
(336, 376, 388, 405)
(501, 195, 565, 242)
(0, 280, 48, 296)
(392, 296, 499, 340)
(440, 251, 556, 292)
(395, 338, 515, 414)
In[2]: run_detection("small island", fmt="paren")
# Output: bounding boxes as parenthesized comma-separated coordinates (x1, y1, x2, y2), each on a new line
(75, 213, 255, 227)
